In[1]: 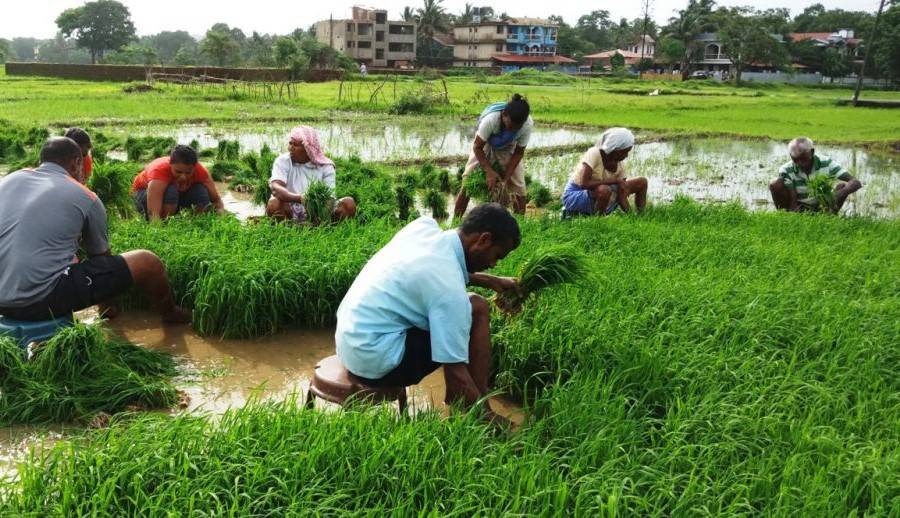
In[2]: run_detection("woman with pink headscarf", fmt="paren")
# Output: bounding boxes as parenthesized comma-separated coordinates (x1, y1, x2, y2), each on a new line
(266, 126, 357, 223)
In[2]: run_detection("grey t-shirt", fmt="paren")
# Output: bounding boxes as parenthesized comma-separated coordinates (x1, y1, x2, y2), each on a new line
(0, 163, 109, 307)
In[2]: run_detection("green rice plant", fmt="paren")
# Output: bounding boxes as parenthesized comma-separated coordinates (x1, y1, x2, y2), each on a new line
(334, 156, 401, 223)
(808, 174, 836, 211)
(87, 161, 138, 219)
(0, 323, 178, 425)
(124, 136, 176, 162)
(494, 245, 587, 313)
(216, 140, 240, 161)
(463, 162, 507, 204)
(395, 183, 415, 221)
(424, 189, 448, 219)
(527, 182, 553, 208)
(418, 162, 438, 189)
(304, 180, 334, 225)
(212, 159, 250, 183)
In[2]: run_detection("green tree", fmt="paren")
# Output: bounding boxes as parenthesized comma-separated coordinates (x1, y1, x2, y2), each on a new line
(663, 0, 716, 79)
(11, 38, 40, 61)
(873, 4, 900, 83)
(576, 10, 613, 52)
(0, 39, 9, 63)
(146, 31, 197, 64)
(201, 28, 241, 67)
(716, 7, 788, 83)
(173, 46, 199, 66)
(55, 0, 136, 63)
(822, 47, 850, 81)
(37, 33, 92, 64)
(107, 44, 157, 65)
(792, 3, 874, 36)
(245, 32, 276, 67)
(657, 36, 686, 72)
(548, 15, 593, 59)
(610, 51, 626, 72)
(416, 0, 451, 60)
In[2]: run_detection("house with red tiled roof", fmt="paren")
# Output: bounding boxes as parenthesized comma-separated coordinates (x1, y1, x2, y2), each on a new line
(789, 29, 862, 58)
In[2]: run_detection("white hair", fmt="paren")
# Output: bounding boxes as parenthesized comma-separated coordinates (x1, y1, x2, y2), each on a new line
(788, 137, 814, 159)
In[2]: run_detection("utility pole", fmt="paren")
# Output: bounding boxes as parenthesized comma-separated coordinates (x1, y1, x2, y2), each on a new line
(639, 0, 654, 80)
(852, 0, 887, 106)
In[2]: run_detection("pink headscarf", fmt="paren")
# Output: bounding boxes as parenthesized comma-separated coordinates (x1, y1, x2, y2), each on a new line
(289, 126, 334, 167)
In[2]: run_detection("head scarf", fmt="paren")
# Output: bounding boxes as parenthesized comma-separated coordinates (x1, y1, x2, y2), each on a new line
(597, 128, 635, 154)
(289, 126, 334, 167)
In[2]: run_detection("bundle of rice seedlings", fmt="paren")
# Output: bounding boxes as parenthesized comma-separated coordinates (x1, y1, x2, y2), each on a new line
(395, 184, 415, 221)
(88, 161, 139, 219)
(528, 183, 553, 208)
(808, 174, 836, 212)
(462, 162, 508, 203)
(0, 323, 179, 425)
(424, 189, 448, 219)
(304, 180, 334, 225)
(494, 246, 587, 314)
(418, 162, 438, 189)
(216, 140, 240, 161)
(438, 169, 455, 194)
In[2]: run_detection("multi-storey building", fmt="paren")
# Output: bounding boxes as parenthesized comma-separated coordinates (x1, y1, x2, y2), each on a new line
(452, 17, 564, 68)
(316, 7, 416, 68)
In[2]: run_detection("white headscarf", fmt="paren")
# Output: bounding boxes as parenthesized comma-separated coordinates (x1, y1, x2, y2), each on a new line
(598, 128, 635, 154)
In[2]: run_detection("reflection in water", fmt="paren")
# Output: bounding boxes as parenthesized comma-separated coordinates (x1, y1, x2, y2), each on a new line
(115, 121, 596, 162)
(528, 139, 899, 217)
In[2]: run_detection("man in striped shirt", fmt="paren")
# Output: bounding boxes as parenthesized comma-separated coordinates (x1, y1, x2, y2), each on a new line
(769, 137, 862, 213)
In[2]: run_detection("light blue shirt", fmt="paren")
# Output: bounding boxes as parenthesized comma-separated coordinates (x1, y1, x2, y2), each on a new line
(336, 217, 472, 379)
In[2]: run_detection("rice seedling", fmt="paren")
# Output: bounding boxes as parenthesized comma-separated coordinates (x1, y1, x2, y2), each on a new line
(124, 136, 176, 162)
(216, 140, 240, 161)
(87, 161, 139, 219)
(0, 323, 178, 425)
(807, 174, 836, 211)
(527, 182, 553, 208)
(2, 201, 897, 515)
(303, 180, 334, 226)
(424, 189, 448, 219)
(212, 159, 250, 184)
(395, 183, 415, 221)
(462, 162, 507, 203)
(493, 245, 587, 314)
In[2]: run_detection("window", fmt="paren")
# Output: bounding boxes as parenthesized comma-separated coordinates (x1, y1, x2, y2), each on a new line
(389, 25, 414, 35)
(389, 42, 414, 53)
(358, 24, 371, 36)
(375, 12, 387, 24)
(376, 48, 384, 59)
(346, 23, 353, 32)
(358, 41, 372, 48)
(348, 41, 355, 48)
(376, 31, 385, 42)
(496, 43, 504, 51)
(496, 26, 504, 34)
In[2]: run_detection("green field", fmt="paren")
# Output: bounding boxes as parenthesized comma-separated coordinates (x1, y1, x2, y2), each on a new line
(2, 65, 899, 146)
(0, 68, 898, 515)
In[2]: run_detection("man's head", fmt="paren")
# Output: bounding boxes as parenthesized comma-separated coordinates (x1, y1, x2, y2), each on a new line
(40, 137, 83, 180)
(501, 93, 530, 132)
(788, 137, 815, 173)
(63, 127, 92, 156)
(169, 145, 199, 189)
(458, 203, 521, 273)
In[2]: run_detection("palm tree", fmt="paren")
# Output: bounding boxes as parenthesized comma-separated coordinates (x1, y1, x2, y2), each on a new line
(416, 0, 450, 59)
(402, 6, 416, 23)
(663, 0, 715, 79)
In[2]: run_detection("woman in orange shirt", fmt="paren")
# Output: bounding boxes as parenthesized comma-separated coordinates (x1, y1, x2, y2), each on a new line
(131, 145, 225, 220)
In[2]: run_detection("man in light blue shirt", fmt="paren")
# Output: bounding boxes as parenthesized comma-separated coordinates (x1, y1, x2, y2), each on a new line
(336, 203, 521, 420)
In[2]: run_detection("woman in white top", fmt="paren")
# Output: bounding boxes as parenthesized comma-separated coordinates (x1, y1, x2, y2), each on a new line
(561, 128, 647, 216)
(265, 126, 357, 223)
(454, 94, 533, 217)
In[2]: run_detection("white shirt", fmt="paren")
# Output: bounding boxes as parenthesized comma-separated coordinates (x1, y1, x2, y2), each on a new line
(269, 153, 336, 196)
(476, 111, 533, 150)
(336, 217, 472, 379)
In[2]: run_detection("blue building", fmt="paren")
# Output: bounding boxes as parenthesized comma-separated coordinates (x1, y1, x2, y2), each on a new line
(452, 17, 575, 71)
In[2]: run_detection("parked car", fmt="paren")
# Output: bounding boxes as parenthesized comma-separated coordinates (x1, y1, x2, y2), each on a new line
(687, 71, 711, 80)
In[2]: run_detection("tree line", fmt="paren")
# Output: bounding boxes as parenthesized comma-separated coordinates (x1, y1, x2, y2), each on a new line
(0, 0, 897, 83)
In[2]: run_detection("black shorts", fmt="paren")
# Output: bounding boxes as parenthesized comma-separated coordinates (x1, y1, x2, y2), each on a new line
(355, 328, 442, 387)
(0, 255, 133, 321)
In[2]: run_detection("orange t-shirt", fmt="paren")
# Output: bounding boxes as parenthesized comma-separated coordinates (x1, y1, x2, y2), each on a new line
(131, 157, 210, 193)
(82, 154, 93, 182)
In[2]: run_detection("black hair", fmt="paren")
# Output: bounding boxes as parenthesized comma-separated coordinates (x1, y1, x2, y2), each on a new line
(505, 94, 530, 126)
(63, 127, 92, 150)
(460, 203, 521, 248)
(39, 137, 82, 166)
(169, 144, 198, 165)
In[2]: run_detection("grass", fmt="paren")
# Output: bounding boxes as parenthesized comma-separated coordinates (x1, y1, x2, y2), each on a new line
(2, 200, 897, 515)
(0, 323, 178, 425)
(2, 73, 899, 145)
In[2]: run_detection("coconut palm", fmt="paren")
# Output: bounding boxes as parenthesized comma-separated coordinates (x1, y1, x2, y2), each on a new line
(663, 0, 715, 79)
(416, 0, 450, 58)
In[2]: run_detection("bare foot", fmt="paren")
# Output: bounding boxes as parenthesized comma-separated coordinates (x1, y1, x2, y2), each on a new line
(162, 306, 192, 325)
(97, 301, 121, 320)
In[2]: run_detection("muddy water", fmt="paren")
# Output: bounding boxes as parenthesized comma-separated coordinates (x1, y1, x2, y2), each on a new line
(528, 138, 900, 217)
(0, 311, 523, 481)
(114, 120, 595, 162)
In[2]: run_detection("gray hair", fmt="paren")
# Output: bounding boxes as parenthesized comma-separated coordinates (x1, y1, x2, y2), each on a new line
(788, 137, 814, 159)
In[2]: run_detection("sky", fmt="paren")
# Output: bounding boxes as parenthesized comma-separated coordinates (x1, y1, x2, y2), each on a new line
(0, 0, 884, 40)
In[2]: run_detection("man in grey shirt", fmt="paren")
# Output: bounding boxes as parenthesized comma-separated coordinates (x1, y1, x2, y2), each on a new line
(0, 137, 191, 323)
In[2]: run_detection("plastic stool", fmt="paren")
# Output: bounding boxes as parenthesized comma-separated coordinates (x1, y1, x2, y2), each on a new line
(0, 315, 75, 350)
(306, 355, 407, 414)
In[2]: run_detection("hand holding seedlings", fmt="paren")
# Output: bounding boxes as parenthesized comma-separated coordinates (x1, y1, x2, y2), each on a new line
(493, 246, 587, 315)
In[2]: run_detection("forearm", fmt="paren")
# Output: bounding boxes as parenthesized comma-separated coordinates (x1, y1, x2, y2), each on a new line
(468, 272, 502, 292)
(505, 149, 525, 178)
(474, 147, 496, 177)
(271, 184, 303, 204)
(444, 364, 483, 407)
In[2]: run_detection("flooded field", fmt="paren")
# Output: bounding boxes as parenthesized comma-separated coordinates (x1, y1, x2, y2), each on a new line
(528, 138, 900, 217)
(0, 311, 522, 481)
(111, 119, 596, 161)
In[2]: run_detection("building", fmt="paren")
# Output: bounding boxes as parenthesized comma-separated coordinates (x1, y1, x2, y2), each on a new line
(628, 35, 655, 58)
(693, 32, 733, 74)
(789, 29, 861, 57)
(452, 17, 562, 68)
(315, 7, 416, 68)
(583, 50, 643, 70)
